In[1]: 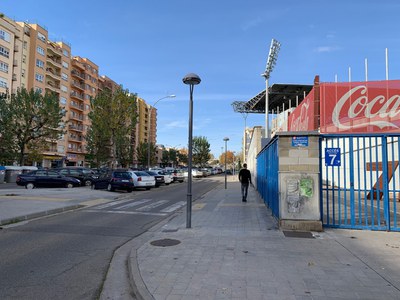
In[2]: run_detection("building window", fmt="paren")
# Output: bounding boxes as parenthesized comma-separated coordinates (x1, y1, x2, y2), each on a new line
(22, 69, 26, 77)
(61, 85, 67, 92)
(35, 73, 44, 82)
(62, 49, 69, 57)
(36, 59, 44, 68)
(0, 61, 9, 73)
(23, 41, 27, 50)
(0, 46, 9, 58)
(22, 55, 26, 63)
(61, 73, 68, 81)
(0, 29, 11, 42)
(62, 61, 69, 69)
(37, 46, 45, 56)
(37, 32, 46, 42)
(0, 76, 7, 88)
(60, 96, 67, 105)
(35, 87, 43, 93)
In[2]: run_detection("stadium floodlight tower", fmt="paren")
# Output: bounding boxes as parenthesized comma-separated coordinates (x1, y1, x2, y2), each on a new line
(261, 38, 281, 140)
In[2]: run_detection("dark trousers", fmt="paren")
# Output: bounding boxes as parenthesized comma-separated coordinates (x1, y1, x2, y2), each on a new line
(241, 182, 249, 199)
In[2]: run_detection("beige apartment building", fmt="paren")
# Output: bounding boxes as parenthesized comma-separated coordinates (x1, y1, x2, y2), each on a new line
(133, 97, 156, 167)
(1, 14, 154, 168)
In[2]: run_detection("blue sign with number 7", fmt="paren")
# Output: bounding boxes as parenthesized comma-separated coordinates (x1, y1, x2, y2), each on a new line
(325, 148, 341, 166)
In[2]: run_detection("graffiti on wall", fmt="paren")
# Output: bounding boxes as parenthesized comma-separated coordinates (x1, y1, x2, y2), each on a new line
(286, 177, 314, 213)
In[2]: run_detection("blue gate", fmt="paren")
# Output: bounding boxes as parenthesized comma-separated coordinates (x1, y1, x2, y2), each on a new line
(320, 134, 400, 231)
(257, 136, 279, 218)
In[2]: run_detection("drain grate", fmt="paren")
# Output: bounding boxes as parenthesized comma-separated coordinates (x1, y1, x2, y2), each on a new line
(283, 231, 315, 238)
(150, 238, 181, 247)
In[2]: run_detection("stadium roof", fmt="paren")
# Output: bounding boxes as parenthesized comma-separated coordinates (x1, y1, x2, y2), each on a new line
(232, 83, 313, 114)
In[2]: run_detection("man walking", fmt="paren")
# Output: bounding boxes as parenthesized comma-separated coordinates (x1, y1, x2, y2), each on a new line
(238, 163, 252, 202)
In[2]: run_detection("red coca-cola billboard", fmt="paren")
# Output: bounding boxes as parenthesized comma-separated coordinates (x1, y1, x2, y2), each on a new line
(288, 89, 315, 131)
(320, 80, 400, 133)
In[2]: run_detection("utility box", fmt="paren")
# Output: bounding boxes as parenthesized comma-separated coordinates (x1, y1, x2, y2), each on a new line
(0, 166, 5, 183)
(4, 166, 22, 183)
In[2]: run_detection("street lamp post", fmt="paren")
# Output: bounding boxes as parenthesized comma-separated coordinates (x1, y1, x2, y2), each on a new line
(183, 73, 201, 229)
(147, 95, 176, 170)
(223, 137, 229, 189)
(262, 38, 281, 140)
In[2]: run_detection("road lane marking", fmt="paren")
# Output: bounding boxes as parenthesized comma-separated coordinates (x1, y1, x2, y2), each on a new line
(136, 200, 168, 211)
(161, 201, 186, 213)
(116, 199, 152, 210)
(84, 209, 167, 216)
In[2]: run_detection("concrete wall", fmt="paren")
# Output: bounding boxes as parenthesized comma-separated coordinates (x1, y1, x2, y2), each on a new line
(276, 132, 322, 231)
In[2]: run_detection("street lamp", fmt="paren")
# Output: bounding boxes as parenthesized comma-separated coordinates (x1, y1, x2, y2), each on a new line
(223, 137, 229, 189)
(262, 38, 281, 140)
(147, 94, 176, 169)
(183, 73, 201, 229)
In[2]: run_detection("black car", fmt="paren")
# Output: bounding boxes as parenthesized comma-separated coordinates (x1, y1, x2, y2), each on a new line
(53, 167, 98, 186)
(91, 170, 134, 192)
(16, 170, 81, 189)
(145, 171, 165, 187)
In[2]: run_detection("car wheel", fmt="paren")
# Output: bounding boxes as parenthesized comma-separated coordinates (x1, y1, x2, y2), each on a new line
(84, 180, 92, 186)
(146, 187, 151, 190)
(107, 184, 114, 192)
(26, 183, 35, 189)
(66, 183, 74, 188)
(127, 188, 133, 193)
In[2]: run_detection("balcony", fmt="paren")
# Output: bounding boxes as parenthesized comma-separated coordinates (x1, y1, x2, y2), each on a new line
(12, 74, 17, 81)
(69, 124, 84, 132)
(47, 80, 60, 90)
(68, 135, 83, 142)
(46, 55, 62, 67)
(14, 45, 19, 52)
(71, 69, 85, 80)
(71, 81, 85, 91)
(13, 60, 18, 67)
(67, 147, 84, 154)
(46, 67, 61, 80)
(69, 113, 84, 122)
(70, 102, 84, 111)
(72, 59, 85, 70)
(70, 91, 84, 100)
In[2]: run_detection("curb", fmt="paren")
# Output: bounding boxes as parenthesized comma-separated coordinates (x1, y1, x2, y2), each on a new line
(0, 204, 84, 226)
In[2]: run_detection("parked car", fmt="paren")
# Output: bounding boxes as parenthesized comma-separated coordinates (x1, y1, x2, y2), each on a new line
(168, 169, 185, 183)
(91, 170, 134, 192)
(127, 171, 156, 190)
(16, 170, 81, 189)
(145, 171, 165, 187)
(53, 167, 98, 186)
(154, 170, 173, 185)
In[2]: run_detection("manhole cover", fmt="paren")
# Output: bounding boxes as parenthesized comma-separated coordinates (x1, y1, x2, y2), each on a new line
(150, 238, 181, 247)
(283, 231, 315, 238)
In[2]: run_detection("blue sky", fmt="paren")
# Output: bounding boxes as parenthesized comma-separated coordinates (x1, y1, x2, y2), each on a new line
(3, 1, 400, 158)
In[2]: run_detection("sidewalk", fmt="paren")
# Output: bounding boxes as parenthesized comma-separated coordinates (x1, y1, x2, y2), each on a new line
(129, 178, 400, 300)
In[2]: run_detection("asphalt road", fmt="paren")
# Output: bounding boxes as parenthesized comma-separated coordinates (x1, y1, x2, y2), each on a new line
(0, 177, 221, 300)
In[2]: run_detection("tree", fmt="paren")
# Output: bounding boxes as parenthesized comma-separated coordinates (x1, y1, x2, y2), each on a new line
(0, 88, 65, 165)
(219, 150, 235, 165)
(161, 149, 169, 167)
(192, 136, 211, 167)
(168, 148, 177, 167)
(86, 87, 137, 168)
(177, 148, 188, 166)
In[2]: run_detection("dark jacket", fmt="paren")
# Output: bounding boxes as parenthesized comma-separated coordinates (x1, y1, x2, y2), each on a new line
(238, 168, 251, 184)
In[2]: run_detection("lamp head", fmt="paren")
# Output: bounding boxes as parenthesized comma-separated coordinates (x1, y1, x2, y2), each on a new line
(223, 137, 229, 142)
(183, 73, 201, 85)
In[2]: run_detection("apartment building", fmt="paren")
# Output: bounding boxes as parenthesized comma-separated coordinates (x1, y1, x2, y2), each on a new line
(132, 97, 156, 166)
(0, 15, 26, 94)
(1, 14, 153, 168)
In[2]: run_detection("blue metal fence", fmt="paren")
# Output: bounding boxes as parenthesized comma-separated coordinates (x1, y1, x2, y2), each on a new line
(257, 137, 279, 218)
(320, 134, 400, 231)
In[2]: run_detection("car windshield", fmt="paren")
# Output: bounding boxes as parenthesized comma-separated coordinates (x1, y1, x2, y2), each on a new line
(146, 171, 157, 175)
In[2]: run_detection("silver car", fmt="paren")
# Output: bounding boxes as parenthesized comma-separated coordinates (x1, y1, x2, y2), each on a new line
(127, 171, 155, 190)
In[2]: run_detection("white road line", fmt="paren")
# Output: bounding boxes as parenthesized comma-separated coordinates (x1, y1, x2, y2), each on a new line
(116, 199, 152, 210)
(84, 209, 167, 216)
(94, 198, 134, 210)
(136, 200, 169, 212)
(161, 201, 186, 213)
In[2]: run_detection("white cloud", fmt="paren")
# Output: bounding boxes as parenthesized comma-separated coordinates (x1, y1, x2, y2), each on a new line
(314, 46, 340, 53)
(165, 120, 187, 129)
